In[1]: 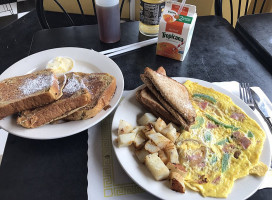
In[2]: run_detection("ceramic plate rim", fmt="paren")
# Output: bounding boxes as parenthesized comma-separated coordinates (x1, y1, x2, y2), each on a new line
(111, 77, 271, 200)
(0, 47, 124, 140)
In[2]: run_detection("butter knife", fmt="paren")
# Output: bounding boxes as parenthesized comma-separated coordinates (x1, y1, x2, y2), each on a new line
(251, 87, 272, 132)
(250, 87, 272, 189)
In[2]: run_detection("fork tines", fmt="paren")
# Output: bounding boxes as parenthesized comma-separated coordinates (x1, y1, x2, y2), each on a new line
(240, 83, 255, 109)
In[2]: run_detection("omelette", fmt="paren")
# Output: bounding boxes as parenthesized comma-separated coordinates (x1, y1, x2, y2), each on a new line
(175, 80, 268, 198)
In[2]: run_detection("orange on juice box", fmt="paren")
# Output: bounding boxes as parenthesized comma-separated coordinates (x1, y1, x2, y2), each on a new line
(156, 1, 197, 61)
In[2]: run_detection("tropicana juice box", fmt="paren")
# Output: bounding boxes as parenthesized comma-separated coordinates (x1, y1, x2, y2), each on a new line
(156, 1, 197, 61)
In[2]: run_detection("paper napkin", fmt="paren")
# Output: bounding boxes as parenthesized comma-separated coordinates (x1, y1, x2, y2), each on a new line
(87, 82, 272, 200)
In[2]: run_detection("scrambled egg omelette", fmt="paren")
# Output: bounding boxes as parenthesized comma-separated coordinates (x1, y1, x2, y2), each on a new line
(176, 80, 268, 198)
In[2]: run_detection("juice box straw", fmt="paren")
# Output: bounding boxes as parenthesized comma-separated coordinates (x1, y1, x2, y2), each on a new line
(177, 0, 186, 15)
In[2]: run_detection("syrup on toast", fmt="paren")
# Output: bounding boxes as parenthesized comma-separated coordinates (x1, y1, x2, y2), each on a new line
(17, 72, 92, 128)
(64, 72, 116, 121)
(0, 69, 60, 120)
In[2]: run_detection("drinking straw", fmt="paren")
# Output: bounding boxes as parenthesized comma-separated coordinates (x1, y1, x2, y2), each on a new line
(177, 0, 186, 15)
(100, 38, 158, 57)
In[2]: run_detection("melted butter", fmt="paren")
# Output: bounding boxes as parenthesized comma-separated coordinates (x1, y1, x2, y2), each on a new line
(46, 56, 74, 75)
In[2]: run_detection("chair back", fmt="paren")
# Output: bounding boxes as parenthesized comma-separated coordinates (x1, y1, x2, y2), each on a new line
(214, 0, 267, 25)
(36, 0, 126, 29)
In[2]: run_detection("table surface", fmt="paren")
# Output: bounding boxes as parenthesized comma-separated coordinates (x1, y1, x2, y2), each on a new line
(0, 13, 272, 200)
(236, 13, 272, 67)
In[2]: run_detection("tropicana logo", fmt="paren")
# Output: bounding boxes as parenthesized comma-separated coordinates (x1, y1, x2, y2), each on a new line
(162, 32, 184, 42)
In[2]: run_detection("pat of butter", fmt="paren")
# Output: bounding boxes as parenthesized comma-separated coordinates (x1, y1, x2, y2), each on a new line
(46, 56, 74, 74)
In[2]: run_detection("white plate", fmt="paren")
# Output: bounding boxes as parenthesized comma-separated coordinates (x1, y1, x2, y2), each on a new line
(112, 77, 271, 200)
(0, 47, 124, 139)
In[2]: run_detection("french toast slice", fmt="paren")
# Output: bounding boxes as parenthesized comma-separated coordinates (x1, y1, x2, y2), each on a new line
(64, 72, 116, 121)
(55, 74, 67, 100)
(17, 73, 91, 128)
(0, 69, 60, 120)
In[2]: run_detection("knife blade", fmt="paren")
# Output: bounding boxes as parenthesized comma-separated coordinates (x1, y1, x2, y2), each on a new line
(251, 87, 272, 132)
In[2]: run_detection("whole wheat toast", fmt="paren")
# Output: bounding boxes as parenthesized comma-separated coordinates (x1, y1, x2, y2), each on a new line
(141, 74, 190, 130)
(0, 69, 60, 120)
(136, 66, 181, 125)
(144, 67, 196, 125)
(17, 73, 91, 128)
(64, 72, 116, 121)
(136, 87, 181, 125)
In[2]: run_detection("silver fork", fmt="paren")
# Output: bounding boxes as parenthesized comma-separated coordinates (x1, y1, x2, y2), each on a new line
(241, 83, 272, 176)
(240, 83, 255, 110)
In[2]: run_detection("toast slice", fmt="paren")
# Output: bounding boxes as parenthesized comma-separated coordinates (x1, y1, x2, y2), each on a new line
(55, 74, 67, 100)
(64, 72, 116, 121)
(144, 67, 196, 124)
(141, 67, 196, 130)
(141, 74, 190, 130)
(136, 67, 180, 125)
(136, 87, 181, 125)
(0, 69, 60, 120)
(155, 66, 167, 76)
(17, 73, 91, 128)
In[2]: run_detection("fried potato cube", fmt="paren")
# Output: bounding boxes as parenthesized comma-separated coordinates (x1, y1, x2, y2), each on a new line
(154, 118, 167, 132)
(138, 113, 157, 126)
(168, 122, 181, 132)
(144, 128, 157, 137)
(133, 129, 146, 149)
(117, 132, 136, 147)
(164, 143, 179, 164)
(166, 162, 187, 177)
(145, 153, 170, 181)
(169, 172, 185, 193)
(142, 123, 156, 137)
(158, 150, 168, 164)
(249, 161, 268, 176)
(135, 148, 150, 163)
(161, 123, 176, 136)
(118, 120, 133, 135)
(161, 123, 179, 143)
(135, 126, 145, 131)
(145, 140, 160, 153)
(147, 133, 171, 149)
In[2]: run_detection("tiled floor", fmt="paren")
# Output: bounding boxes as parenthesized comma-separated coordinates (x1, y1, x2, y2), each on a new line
(0, 0, 35, 29)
